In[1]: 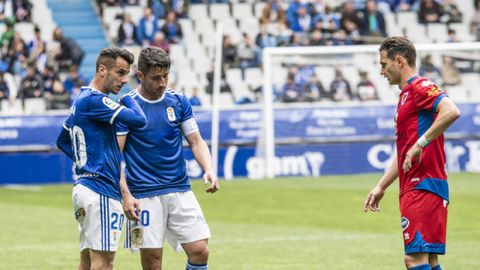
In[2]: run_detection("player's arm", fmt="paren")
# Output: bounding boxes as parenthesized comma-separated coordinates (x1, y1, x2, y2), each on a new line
(364, 155, 398, 212)
(185, 127, 219, 193)
(117, 134, 141, 221)
(402, 97, 461, 172)
(56, 124, 73, 160)
(116, 95, 147, 129)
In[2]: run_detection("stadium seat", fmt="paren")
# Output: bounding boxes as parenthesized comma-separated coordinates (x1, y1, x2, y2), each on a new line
(232, 3, 253, 21)
(103, 6, 123, 23)
(209, 4, 231, 23)
(15, 23, 35, 43)
(23, 98, 47, 115)
(124, 6, 144, 24)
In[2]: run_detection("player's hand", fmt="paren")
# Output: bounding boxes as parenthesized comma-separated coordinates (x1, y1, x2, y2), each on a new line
(122, 193, 141, 221)
(364, 185, 385, 212)
(203, 171, 219, 193)
(402, 143, 422, 173)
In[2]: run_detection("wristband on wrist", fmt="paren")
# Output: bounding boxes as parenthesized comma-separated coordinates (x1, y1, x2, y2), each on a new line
(417, 135, 429, 148)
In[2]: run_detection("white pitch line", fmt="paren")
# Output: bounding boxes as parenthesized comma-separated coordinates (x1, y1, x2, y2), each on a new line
(1, 184, 43, 192)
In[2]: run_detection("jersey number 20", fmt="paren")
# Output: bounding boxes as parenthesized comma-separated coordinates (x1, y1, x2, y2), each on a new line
(70, 126, 87, 168)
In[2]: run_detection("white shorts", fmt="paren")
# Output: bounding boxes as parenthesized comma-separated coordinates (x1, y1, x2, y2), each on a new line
(72, 184, 124, 252)
(124, 191, 211, 251)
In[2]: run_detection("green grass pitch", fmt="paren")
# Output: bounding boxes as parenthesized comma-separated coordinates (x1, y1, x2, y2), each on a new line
(0, 173, 479, 269)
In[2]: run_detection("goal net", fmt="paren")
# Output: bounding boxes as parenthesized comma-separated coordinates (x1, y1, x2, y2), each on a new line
(258, 42, 480, 178)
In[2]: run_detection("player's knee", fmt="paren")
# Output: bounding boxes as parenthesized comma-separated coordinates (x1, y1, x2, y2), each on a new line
(141, 252, 162, 270)
(188, 245, 209, 263)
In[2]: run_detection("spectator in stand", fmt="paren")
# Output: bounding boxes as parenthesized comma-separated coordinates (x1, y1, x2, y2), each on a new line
(117, 13, 138, 47)
(341, 1, 362, 33)
(446, 28, 461, 42)
(6, 32, 28, 75)
(418, 0, 442, 23)
(470, 4, 480, 40)
(137, 7, 158, 47)
(440, 0, 462, 23)
(237, 32, 258, 80)
(148, 0, 166, 19)
(313, 5, 341, 33)
(360, 0, 387, 38)
(293, 5, 313, 33)
(277, 21, 293, 46)
(255, 23, 277, 63)
(309, 29, 326, 46)
(18, 63, 43, 104)
(441, 56, 461, 87)
(281, 76, 302, 103)
(222, 35, 237, 69)
(12, 0, 31, 22)
(45, 79, 70, 110)
(303, 73, 329, 101)
(0, 17, 15, 51)
(0, 0, 14, 22)
(151, 32, 170, 54)
(356, 70, 379, 101)
(330, 69, 353, 101)
(41, 65, 59, 94)
(260, 1, 286, 25)
(28, 26, 47, 73)
(188, 87, 202, 107)
(333, 29, 354, 45)
(396, 0, 417, 12)
(289, 32, 306, 47)
(0, 68, 10, 106)
(53, 27, 85, 69)
(161, 10, 183, 44)
(419, 54, 442, 85)
(286, 0, 304, 32)
(63, 65, 87, 97)
(205, 63, 232, 96)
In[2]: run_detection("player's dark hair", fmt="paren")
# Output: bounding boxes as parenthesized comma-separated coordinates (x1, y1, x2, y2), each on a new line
(138, 47, 171, 75)
(379, 36, 416, 67)
(96, 47, 134, 72)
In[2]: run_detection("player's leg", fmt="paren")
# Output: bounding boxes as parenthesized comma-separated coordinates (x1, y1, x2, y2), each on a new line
(89, 250, 115, 270)
(429, 254, 442, 270)
(73, 185, 124, 269)
(182, 239, 209, 269)
(78, 249, 90, 270)
(404, 252, 430, 269)
(167, 191, 211, 270)
(126, 196, 167, 269)
(139, 248, 163, 270)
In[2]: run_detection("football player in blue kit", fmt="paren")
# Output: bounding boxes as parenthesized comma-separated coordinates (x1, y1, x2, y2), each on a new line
(56, 48, 147, 270)
(117, 47, 219, 270)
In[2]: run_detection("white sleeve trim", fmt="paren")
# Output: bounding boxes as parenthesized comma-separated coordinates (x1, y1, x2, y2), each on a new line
(181, 118, 199, 136)
(62, 123, 69, 130)
(110, 106, 125, 125)
(116, 131, 129, 136)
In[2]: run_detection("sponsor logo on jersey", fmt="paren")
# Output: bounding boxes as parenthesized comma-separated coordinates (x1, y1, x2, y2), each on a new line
(102, 97, 120, 110)
(401, 92, 408, 105)
(421, 80, 434, 87)
(427, 86, 441, 97)
(401, 216, 409, 231)
(404, 232, 410, 240)
(167, 107, 176, 121)
(411, 177, 420, 182)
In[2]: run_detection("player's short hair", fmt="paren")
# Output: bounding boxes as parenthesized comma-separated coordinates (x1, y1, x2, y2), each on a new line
(379, 36, 416, 67)
(138, 47, 171, 75)
(96, 47, 134, 72)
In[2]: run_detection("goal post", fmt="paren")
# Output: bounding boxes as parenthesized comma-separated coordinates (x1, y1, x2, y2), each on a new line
(261, 42, 480, 179)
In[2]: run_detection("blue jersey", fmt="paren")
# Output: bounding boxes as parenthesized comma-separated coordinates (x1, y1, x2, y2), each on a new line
(116, 89, 194, 198)
(61, 87, 147, 201)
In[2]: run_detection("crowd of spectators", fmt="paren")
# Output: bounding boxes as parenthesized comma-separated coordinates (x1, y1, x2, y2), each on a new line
(0, 0, 86, 113)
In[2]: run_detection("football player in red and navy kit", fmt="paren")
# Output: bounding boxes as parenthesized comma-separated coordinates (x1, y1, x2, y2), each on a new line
(364, 37, 461, 270)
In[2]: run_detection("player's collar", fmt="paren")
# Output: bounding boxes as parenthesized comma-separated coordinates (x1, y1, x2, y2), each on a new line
(407, 74, 419, 85)
(137, 88, 165, 103)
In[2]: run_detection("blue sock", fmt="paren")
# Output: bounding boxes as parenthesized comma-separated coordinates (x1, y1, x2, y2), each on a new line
(186, 261, 208, 270)
(432, 265, 442, 270)
(408, 264, 432, 270)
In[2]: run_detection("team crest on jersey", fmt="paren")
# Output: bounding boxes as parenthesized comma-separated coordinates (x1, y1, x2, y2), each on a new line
(166, 107, 176, 121)
(102, 97, 120, 110)
(421, 80, 434, 87)
(74, 208, 85, 220)
(401, 92, 408, 105)
(401, 216, 409, 231)
(427, 86, 441, 97)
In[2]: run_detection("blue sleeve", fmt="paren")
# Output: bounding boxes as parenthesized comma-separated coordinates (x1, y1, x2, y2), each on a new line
(116, 94, 147, 128)
(115, 120, 129, 136)
(56, 124, 73, 160)
(180, 94, 194, 122)
(85, 94, 125, 124)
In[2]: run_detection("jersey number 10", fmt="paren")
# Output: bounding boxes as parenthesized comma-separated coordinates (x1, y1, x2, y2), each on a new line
(70, 126, 87, 168)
